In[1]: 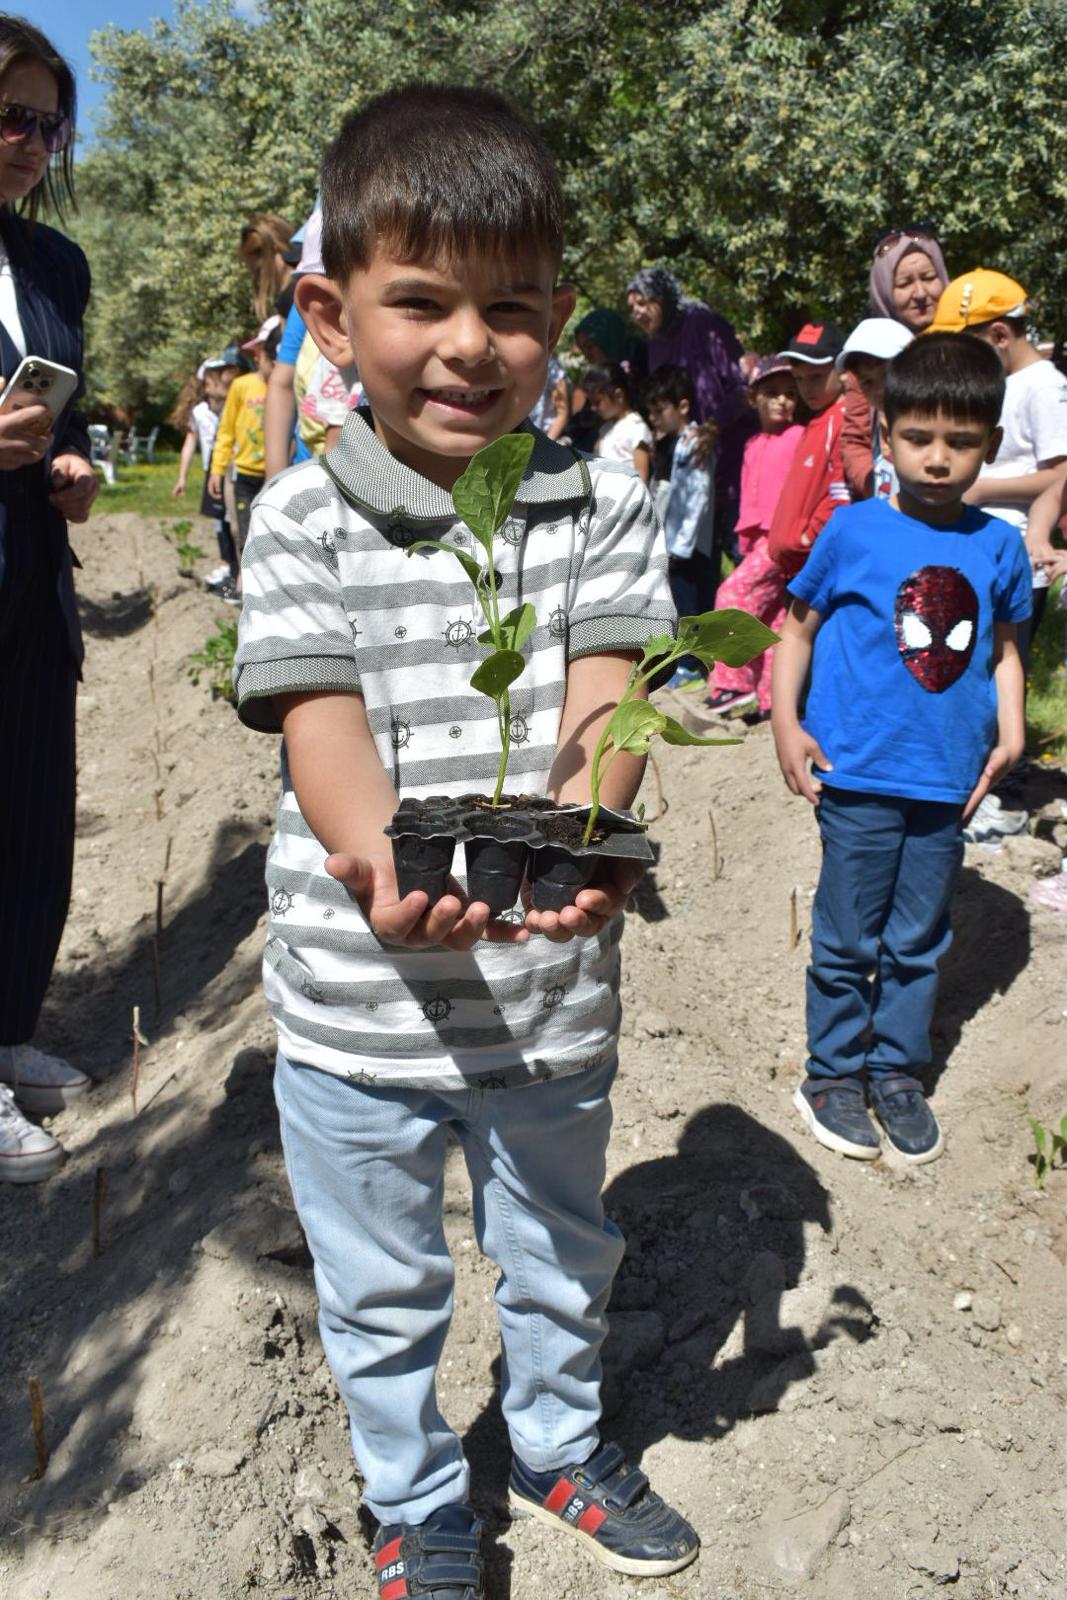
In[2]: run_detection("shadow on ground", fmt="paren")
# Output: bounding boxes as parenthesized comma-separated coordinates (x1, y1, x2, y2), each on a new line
(38, 819, 267, 1078)
(463, 1103, 872, 1541)
(931, 866, 1031, 1090)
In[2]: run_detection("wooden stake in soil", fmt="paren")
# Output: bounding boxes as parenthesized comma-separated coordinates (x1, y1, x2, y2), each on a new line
(152, 835, 173, 1018)
(789, 886, 800, 950)
(92, 1166, 108, 1259)
(29, 1377, 48, 1478)
(130, 1005, 147, 1115)
(707, 808, 721, 882)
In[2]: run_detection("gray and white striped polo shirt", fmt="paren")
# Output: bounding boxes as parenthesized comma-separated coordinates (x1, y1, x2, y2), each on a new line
(234, 412, 675, 1090)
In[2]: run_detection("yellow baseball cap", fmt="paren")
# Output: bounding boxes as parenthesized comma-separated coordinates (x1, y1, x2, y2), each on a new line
(927, 269, 1028, 333)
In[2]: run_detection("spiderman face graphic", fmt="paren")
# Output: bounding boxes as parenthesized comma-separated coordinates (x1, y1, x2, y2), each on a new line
(894, 566, 978, 693)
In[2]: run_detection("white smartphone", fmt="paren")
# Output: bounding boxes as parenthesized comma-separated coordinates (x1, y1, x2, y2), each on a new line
(0, 356, 78, 422)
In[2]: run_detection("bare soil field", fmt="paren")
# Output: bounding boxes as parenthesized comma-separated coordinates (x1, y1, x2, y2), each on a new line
(2, 512, 1065, 1600)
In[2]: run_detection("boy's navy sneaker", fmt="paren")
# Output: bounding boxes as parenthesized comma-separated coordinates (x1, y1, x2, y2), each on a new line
(372, 1503, 484, 1599)
(869, 1074, 943, 1163)
(508, 1440, 699, 1577)
(793, 1075, 880, 1160)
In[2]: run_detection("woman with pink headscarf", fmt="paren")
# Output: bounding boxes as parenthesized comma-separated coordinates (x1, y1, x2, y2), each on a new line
(841, 224, 950, 497)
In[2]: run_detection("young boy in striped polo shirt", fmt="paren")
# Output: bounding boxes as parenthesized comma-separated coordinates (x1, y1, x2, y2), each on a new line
(233, 85, 698, 1596)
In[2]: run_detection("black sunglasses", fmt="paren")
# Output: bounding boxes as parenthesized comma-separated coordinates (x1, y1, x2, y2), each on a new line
(872, 219, 940, 257)
(0, 101, 71, 155)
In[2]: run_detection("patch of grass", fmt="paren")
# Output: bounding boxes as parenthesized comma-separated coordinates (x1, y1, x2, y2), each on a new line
(1026, 578, 1067, 764)
(90, 450, 206, 522)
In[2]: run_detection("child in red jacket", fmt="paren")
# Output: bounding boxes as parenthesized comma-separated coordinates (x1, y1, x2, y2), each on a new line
(767, 323, 850, 579)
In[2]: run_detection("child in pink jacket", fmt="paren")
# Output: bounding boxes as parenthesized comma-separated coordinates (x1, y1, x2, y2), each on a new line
(703, 356, 803, 716)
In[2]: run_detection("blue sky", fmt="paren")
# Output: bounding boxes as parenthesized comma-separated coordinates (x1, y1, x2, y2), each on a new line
(49, 1, 177, 137)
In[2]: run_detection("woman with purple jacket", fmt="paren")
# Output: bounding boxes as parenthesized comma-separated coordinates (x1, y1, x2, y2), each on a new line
(626, 266, 752, 573)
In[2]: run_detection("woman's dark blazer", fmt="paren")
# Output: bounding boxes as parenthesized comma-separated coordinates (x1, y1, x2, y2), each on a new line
(0, 207, 90, 669)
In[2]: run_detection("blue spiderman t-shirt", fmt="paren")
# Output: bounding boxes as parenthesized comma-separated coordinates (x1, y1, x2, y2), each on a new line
(788, 498, 1032, 804)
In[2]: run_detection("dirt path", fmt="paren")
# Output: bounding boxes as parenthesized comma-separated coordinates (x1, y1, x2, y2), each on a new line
(2, 513, 1065, 1600)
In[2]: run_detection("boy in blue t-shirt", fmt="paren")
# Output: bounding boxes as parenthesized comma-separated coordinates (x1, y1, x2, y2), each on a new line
(771, 334, 1031, 1165)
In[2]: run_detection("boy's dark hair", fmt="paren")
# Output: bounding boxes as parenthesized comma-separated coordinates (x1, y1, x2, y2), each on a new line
(644, 364, 694, 411)
(321, 84, 563, 280)
(582, 362, 639, 410)
(884, 333, 1004, 430)
(263, 326, 281, 363)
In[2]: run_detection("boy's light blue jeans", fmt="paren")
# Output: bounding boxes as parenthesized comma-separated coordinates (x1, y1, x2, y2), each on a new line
(274, 1050, 624, 1526)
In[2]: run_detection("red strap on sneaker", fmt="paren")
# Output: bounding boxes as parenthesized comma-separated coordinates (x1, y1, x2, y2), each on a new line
(376, 1536, 408, 1599)
(576, 1504, 607, 1535)
(544, 1477, 577, 1515)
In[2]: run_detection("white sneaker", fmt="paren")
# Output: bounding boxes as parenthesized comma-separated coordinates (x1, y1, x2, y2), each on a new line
(0, 1045, 91, 1114)
(962, 793, 1029, 845)
(204, 562, 233, 590)
(0, 1084, 64, 1184)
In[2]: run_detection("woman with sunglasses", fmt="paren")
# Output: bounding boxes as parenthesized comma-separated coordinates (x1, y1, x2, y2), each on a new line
(841, 223, 951, 498)
(0, 14, 96, 1183)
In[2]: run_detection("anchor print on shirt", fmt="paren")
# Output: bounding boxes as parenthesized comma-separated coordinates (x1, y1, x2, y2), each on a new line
(894, 566, 978, 693)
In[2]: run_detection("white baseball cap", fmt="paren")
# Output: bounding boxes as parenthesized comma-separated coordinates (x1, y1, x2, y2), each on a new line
(835, 318, 914, 371)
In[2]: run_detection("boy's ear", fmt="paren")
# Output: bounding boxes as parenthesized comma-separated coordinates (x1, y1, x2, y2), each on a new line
(295, 275, 354, 366)
(549, 281, 578, 348)
(880, 414, 893, 462)
(984, 425, 1004, 464)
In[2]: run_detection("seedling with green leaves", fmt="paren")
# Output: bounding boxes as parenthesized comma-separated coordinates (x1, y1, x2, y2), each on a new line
(582, 610, 780, 843)
(408, 432, 536, 805)
(1027, 1113, 1067, 1189)
(189, 618, 239, 702)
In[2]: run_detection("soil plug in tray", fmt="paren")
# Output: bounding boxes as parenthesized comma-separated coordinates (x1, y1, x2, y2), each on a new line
(386, 797, 653, 915)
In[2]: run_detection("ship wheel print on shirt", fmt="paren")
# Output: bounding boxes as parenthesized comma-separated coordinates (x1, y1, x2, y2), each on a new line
(894, 566, 978, 692)
(443, 618, 475, 650)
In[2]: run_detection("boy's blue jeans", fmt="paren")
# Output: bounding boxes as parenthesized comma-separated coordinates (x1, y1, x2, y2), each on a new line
(806, 786, 964, 1081)
(274, 1050, 623, 1526)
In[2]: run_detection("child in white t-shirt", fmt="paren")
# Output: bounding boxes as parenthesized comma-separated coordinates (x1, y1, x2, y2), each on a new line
(930, 269, 1067, 830)
(583, 362, 652, 483)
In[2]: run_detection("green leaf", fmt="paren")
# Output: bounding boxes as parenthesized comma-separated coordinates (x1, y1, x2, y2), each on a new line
(1029, 1116, 1047, 1157)
(498, 602, 538, 652)
(607, 699, 667, 754)
(470, 649, 526, 698)
(452, 433, 535, 552)
(639, 633, 678, 669)
(408, 538, 485, 591)
(659, 714, 741, 747)
(679, 608, 780, 668)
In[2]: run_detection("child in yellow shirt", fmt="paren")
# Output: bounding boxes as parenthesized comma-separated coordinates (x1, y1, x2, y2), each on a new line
(208, 316, 280, 560)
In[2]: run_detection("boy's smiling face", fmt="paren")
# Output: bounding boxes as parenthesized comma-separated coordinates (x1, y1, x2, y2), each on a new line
(299, 247, 574, 487)
(883, 408, 1001, 525)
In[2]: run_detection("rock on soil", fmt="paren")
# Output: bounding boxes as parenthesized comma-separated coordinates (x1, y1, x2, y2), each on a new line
(1, 513, 1066, 1600)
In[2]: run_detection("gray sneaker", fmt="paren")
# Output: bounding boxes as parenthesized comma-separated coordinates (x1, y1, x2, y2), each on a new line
(962, 794, 1028, 844)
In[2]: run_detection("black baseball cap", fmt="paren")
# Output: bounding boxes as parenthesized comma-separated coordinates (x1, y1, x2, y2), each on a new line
(777, 322, 846, 365)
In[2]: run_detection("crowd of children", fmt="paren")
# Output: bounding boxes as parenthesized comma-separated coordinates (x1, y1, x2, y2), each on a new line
(9, 77, 1061, 1600)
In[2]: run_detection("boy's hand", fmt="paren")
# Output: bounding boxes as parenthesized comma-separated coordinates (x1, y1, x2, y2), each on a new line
(772, 721, 831, 805)
(207, 471, 223, 499)
(962, 744, 1023, 823)
(324, 852, 529, 949)
(522, 858, 645, 943)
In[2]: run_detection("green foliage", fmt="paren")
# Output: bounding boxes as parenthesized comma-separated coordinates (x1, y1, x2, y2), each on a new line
(584, 608, 778, 842)
(189, 616, 239, 702)
(1028, 1114, 1067, 1190)
(89, 452, 187, 519)
(410, 434, 535, 804)
(70, 0, 1067, 417)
